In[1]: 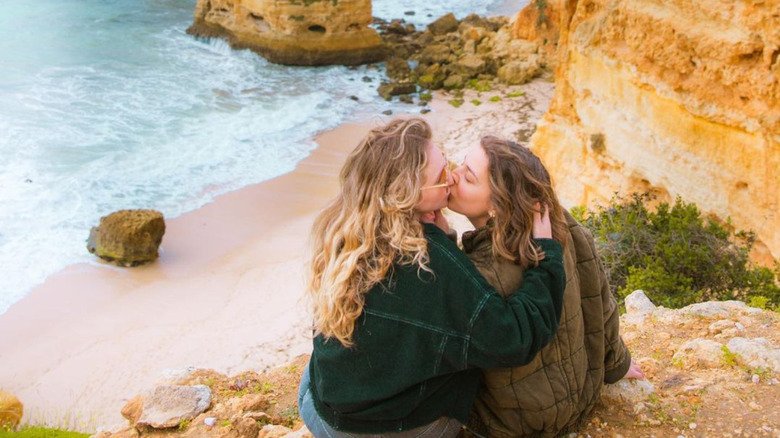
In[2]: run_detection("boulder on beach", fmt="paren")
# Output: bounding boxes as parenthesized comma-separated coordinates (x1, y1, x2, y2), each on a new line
(427, 13, 459, 36)
(0, 390, 23, 429)
(123, 385, 211, 429)
(87, 209, 165, 267)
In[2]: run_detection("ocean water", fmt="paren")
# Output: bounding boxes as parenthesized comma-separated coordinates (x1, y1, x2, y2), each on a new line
(0, 0, 526, 315)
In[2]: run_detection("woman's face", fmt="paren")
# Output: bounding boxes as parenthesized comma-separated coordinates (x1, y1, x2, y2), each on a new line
(448, 145, 493, 227)
(415, 142, 452, 214)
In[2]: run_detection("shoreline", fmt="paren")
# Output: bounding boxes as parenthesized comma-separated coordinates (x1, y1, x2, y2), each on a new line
(0, 77, 553, 433)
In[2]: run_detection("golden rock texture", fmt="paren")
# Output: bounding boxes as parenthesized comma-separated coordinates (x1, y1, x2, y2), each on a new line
(529, 0, 780, 262)
(87, 209, 166, 267)
(512, 0, 562, 61)
(187, 0, 383, 66)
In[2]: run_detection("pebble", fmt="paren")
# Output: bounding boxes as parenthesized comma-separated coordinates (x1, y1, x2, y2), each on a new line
(382, 110, 393, 115)
(748, 401, 761, 410)
(752, 374, 760, 384)
(735, 322, 745, 331)
(690, 422, 697, 430)
(204, 417, 217, 427)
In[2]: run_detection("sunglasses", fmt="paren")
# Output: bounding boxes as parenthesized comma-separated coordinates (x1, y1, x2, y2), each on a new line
(421, 166, 450, 190)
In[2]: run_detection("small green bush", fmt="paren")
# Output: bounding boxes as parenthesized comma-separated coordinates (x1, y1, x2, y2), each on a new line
(448, 98, 464, 108)
(573, 193, 780, 309)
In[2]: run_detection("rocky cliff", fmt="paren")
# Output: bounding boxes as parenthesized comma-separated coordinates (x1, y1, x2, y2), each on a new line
(527, 0, 780, 262)
(187, 0, 383, 66)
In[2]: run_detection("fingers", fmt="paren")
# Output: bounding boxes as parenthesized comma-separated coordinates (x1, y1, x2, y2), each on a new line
(419, 211, 436, 223)
(532, 202, 553, 239)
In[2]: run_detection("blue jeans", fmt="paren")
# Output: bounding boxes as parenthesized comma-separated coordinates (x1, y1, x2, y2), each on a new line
(298, 364, 463, 438)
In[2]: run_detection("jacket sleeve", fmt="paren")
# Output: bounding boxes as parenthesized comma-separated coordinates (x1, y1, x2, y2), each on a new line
(465, 239, 566, 369)
(582, 226, 632, 383)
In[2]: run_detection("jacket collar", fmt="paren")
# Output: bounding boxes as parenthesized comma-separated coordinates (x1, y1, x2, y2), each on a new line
(461, 219, 494, 254)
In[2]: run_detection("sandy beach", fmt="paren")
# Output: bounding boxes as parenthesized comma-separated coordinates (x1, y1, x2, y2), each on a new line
(0, 78, 553, 433)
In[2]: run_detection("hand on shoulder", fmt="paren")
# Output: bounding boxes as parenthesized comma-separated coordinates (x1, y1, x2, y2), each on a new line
(532, 203, 553, 240)
(420, 209, 450, 234)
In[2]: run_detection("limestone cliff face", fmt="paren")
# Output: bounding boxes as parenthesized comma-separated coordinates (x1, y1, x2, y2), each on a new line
(187, 0, 383, 66)
(528, 0, 780, 261)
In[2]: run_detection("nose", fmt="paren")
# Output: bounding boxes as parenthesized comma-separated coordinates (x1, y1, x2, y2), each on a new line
(450, 167, 461, 185)
(447, 169, 456, 186)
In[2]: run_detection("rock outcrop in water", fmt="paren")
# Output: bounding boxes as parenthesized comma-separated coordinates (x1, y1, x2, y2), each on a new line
(186, 0, 383, 66)
(528, 0, 780, 262)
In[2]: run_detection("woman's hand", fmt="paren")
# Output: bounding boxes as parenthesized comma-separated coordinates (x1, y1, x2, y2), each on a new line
(420, 209, 450, 234)
(623, 360, 646, 380)
(532, 203, 552, 239)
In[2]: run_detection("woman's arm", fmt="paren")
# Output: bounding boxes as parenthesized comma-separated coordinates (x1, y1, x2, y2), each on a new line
(465, 206, 566, 368)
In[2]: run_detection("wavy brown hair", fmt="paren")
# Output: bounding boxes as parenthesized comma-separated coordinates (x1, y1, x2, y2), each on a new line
(307, 118, 434, 347)
(481, 136, 567, 268)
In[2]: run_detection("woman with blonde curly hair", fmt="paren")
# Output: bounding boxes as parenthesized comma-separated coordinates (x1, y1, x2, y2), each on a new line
(448, 136, 644, 438)
(298, 118, 567, 437)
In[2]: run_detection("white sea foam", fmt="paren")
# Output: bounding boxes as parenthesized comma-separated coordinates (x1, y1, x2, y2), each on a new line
(0, 0, 522, 314)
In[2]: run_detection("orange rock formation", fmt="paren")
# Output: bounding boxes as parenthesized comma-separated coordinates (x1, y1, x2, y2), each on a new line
(187, 0, 383, 66)
(528, 0, 780, 262)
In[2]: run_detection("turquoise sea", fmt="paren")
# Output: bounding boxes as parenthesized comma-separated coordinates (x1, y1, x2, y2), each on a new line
(0, 0, 525, 314)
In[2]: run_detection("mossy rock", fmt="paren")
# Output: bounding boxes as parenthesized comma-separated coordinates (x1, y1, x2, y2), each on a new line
(417, 74, 445, 90)
(443, 74, 466, 90)
(87, 209, 165, 267)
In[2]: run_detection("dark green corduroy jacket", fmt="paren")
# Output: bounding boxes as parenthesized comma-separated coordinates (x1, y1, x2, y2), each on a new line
(467, 211, 632, 438)
(308, 223, 566, 434)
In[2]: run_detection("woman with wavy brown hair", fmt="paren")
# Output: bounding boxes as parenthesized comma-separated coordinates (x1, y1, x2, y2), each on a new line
(298, 119, 567, 437)
(448, 136, 644, 438)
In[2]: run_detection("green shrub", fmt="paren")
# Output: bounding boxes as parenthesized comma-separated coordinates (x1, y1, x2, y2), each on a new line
(573, 193, 780, 309)
(448, 98, 464, 108)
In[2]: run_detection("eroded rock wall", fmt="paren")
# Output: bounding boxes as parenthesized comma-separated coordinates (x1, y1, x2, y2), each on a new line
(187, 0, 383, 65)
(529, 0, 780, 261)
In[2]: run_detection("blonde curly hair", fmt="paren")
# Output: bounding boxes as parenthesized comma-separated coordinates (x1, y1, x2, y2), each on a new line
(307, 118, 434, 347)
